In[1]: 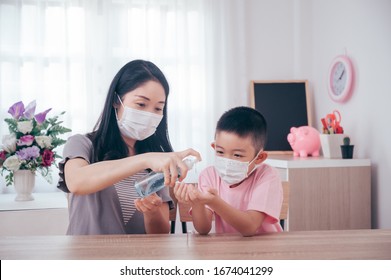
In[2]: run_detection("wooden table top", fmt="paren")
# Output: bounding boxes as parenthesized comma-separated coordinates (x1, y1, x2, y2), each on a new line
(1, 229, 390, 260)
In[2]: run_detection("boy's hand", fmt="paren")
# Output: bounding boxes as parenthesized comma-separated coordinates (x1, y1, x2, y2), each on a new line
(174, 182, 217, 205)
(188, 186, 217, 205)
(173, 182, 194, 204)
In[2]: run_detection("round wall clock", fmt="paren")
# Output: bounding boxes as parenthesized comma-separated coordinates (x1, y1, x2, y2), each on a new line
(327, 55, 354, 103)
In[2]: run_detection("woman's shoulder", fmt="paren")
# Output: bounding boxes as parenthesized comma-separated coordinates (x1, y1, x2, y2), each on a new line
(63, 133, 94, 156)
(66, 133, 92, 145)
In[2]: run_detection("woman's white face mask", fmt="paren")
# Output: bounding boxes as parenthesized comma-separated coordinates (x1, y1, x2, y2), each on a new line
(116, 95, 163, 140)
(214, 153, 260, 186)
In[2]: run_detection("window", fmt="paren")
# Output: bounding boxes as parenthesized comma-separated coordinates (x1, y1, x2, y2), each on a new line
(0, 0, 247, 189)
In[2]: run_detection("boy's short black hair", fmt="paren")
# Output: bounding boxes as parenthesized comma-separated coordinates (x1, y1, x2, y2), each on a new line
(216, 106, 267, 152)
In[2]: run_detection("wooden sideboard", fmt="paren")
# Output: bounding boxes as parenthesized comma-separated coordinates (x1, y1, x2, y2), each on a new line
(0, 192, 69, 236)
(265, 155, 371, 231)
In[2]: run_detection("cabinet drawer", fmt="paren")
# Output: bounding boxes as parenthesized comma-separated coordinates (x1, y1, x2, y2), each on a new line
(0, 208, 68, 236)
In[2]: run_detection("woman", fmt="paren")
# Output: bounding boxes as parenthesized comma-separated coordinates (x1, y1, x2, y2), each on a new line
(58, 60, 201, 235)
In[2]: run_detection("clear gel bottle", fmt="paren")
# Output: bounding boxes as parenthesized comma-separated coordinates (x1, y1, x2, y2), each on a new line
(134, 156, 198, 197)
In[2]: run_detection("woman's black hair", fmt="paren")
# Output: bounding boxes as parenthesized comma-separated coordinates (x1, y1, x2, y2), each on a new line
(88, 60, 173, 162)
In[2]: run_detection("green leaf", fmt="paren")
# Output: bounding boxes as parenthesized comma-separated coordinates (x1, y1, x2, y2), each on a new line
(4, 118, 18, 134)
(47, 125, 72, 137)
(51, 138, 67, 147)
(5, 173, 13, 186)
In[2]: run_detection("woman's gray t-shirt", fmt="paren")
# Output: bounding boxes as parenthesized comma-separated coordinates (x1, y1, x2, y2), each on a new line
(58, 134, 172, 235)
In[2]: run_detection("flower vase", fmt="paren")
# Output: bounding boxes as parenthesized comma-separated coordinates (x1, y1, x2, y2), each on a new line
(319, 134, 346, 158)
(13, 170, 35, 201)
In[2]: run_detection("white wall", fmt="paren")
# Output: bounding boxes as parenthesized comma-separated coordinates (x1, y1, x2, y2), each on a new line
(245, 0, 295, 82)
(246, 0, 391, 229)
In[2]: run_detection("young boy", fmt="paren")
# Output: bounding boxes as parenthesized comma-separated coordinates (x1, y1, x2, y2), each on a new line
(174, 106, 283, 236)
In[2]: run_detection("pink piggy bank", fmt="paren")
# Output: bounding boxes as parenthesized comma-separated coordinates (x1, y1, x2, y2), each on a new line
(287, 126, 321, 157)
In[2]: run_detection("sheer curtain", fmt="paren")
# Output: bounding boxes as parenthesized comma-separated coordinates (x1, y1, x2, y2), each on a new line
(0, 0, 247, 190)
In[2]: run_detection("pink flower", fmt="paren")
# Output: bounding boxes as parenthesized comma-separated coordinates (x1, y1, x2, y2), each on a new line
(17, 135, 35, 146)
(0, 150, 6, 166)
(41, 149, 54, 167)
(0, 150, 6, 160)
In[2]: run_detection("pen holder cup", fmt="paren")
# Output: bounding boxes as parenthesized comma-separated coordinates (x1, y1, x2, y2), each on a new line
(320, 134, 346, 158)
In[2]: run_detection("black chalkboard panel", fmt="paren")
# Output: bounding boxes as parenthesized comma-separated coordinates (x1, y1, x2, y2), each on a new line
(250, 80, 311, 153)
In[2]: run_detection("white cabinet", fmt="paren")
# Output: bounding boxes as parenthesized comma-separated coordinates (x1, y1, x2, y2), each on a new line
(0, 192, 69, 236)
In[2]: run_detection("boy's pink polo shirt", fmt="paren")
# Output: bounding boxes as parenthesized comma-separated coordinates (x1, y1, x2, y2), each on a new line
(198, 164, 283, 234)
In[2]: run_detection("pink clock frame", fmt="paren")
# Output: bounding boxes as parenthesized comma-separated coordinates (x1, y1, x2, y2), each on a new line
(327, 55, 354, 103)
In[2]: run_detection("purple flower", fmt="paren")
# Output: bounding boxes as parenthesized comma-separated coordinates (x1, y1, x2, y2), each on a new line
(8, 101, 25, 120)
(17, 135, 35, 146)
(16, 146, 40, 160)
(35, 108, 52, 124)
(23, 100, 37, 119)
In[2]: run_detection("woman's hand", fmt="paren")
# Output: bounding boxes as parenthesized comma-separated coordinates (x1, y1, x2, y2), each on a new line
(64, 146, 201, 195)
(134, 193, 163, 213)
(134, 193, 170, 234)
(145, 148, 201, 187)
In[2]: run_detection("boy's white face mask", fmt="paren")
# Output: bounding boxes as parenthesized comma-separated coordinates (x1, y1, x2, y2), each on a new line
(214, 153, 259, 186)
(116, 95, 163, 140)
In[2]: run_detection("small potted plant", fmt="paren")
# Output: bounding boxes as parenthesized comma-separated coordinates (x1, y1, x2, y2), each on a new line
(340, 136, 354, 159)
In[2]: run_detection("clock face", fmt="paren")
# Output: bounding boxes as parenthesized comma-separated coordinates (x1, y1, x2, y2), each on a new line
(331, 62, 347, 96)
(328, 55, 354, 103)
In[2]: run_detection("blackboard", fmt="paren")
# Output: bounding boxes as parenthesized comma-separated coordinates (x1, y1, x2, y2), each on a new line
(250, 80, 311, 153)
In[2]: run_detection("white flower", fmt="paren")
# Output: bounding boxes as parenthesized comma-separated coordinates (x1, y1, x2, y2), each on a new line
(35, 136, 53, 149)
(1, 134, 17, 153)
(3, 155, 21, 171)
(17, 120, 34, 134)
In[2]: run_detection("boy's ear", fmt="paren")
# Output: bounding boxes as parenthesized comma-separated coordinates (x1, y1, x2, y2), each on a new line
(254, 151, 268, 164)
(210, 142, 216, 150)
